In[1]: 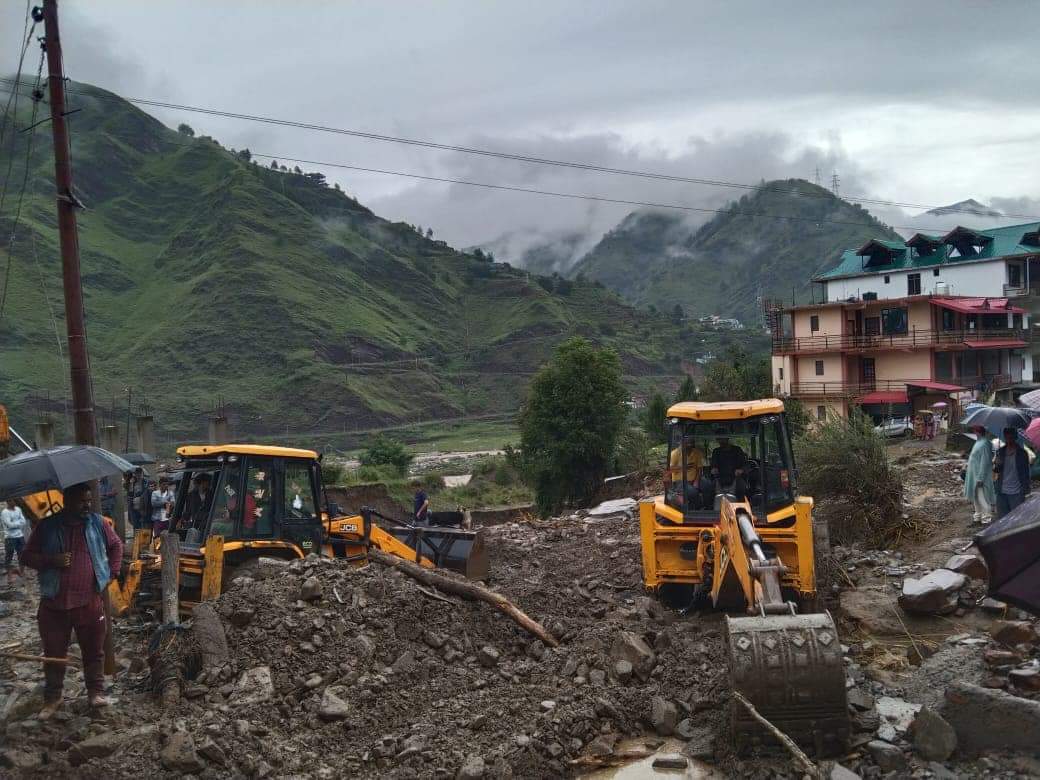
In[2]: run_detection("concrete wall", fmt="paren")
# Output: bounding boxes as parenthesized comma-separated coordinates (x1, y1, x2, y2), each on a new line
(875, 351, 930, 381)
(824, 258, 1010, 302)
(801, 397, 847, 421)
(796, 354, 842, 382)
(771, 355, 792, 395)
(793, 306, 843, 337)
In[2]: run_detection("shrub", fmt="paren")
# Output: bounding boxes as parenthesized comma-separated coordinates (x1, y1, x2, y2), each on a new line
(643, 392, 668, 443)
(360, 435, 413, 477)
(783, 397, 810, 438)
(794, 411, 905, 546)
(320, 462, 344, 485)
(614, 426, 654, 474)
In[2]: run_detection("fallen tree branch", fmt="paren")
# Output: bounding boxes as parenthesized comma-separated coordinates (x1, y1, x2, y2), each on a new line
(733, 691, 819, 779)
(415, 584, 458, 605)
(569, 749, 652, 768)
(367, 548, 559, 647)
(2, 651, 82, 667)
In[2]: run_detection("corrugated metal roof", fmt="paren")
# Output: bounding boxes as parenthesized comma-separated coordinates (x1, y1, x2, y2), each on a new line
(814, 221, 1040, 282)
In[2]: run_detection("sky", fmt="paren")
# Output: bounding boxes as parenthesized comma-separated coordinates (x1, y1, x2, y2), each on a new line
(3, 0, 1039, 267)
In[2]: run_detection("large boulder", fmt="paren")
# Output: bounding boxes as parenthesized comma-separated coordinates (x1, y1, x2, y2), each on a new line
(319, 686, 351, 721)
(160, 731, 203, 773)
(233, 665, 275, 705)
(910, 708, 957, 761)
(650, 696, 678, 736)
(611, 632, 656, 681)
(943, 553, 987, 580)
(943, 682, 1040, 754)
(898, 569, 966, 615)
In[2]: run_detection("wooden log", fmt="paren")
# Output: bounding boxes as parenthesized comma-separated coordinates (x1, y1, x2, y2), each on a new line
(367, 548, 559, 647)
(1, 651, 82, 667)
(732, 691, 820, 779)
(159, 531, 181, 709)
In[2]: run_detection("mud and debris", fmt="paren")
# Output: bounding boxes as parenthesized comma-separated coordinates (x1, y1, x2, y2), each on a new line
(2, 441, 1040, 778)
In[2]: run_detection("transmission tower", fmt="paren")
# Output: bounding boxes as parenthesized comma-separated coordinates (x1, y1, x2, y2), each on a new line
(831, 171, 840, 197)
(814, 166, 821, 186)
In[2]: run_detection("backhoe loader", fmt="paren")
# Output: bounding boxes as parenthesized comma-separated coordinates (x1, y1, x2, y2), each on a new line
(639, 400, 848, 756)
(109, 444, 488, 615)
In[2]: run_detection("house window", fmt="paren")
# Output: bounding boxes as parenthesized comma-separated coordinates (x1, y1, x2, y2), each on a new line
(881, 307, 908, 335)
(816, 405, 826, 421)
(1009, 264, 1023, 288)
(810, 315, 820, 332)
(933, 268, 940, 277)
(778, 366, 784, 380)
(864, 317, 881, 336)
(907, 273, 921, 296)
(941, 309, 957, 331)
(815, 360, 825, 376)
(884, 275, 890, 284)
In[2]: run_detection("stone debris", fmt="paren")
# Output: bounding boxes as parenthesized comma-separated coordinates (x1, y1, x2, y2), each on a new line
(943, 682, 1040, 754)
(991, 620, 1039, 648)
(943, 553, 988, 580)
(650, 695, 678, 736)
(910, 707, 957, 761)
(898, 569, 967, 615)
(652, 753, 688, 769)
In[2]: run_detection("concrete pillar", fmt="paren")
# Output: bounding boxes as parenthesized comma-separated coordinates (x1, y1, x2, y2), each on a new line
(135, 415, 155, 456)
(34, 421, 55, 450)
(208, 415, 229, 444)
(99, 425, 128, 539)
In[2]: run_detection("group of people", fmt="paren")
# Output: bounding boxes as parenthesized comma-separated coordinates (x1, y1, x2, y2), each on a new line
(669, 432, 750, 509)
(127, 470, 176, 538)
(964, 425, 1031, 524)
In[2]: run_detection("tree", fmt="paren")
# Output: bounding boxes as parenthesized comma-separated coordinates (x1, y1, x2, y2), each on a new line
(472, 248, 485, 261)
(293, 166, 302, 175)
(675, 375, 698, 403)
(643, 392, 668, 443)
(699, 348, 771, 401)
(270, 159, 279, 169)
(783, 397, 810, 439)
(425, 227, 433, 239)
(519, 338, 627, 516)
(237, 148, 252, 162)
(177, 123, 195, 137)
(672, 303, 685, 322)
(360, 435, 413, 477)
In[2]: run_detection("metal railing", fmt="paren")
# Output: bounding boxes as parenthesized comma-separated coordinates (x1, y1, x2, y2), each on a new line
(791, 373, 1017, 397)
(772, 327, 1028, 354)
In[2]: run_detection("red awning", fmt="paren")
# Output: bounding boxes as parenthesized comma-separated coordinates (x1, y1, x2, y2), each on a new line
(907, 380, 965, 392)
(965, 340, 1027, 349)
(931, 297, 1024, 315)
(857, 391, 909, 404)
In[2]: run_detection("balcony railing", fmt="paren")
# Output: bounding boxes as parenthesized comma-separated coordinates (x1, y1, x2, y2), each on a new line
(791, 373, 1018, 398)
(772, 328, 1029, 355)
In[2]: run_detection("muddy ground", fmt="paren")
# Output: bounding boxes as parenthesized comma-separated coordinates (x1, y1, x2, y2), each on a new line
(2, 439, 1040, 778)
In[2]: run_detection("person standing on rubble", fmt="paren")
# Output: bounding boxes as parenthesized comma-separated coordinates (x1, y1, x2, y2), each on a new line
(964, 425, 996, 525)
(413, 481, 430, 525)
(21, 482, 123, 717)
(2, 498, 28, 585)
(994, 427, 1030, 518)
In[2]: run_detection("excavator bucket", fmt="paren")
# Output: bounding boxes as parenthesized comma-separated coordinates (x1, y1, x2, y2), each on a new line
(726, 611, 850, 756)
(382, 524, 490, 580)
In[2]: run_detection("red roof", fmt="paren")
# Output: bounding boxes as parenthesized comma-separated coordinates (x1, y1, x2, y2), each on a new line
(965, 340, 1027, 349)
(932, 296, 1024, 315)
(857, 391, 909, 404)
(906, 380, 965, 392)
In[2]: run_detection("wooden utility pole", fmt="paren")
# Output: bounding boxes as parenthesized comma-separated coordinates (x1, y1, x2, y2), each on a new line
(42, 0, 96, 448)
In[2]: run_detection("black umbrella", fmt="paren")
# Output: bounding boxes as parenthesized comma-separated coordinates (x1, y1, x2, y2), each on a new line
(975, 494, 1040, 615)
(0, 445, 135, 501)
(961, 405, 1031, 438)
(121, 452, 157, 466)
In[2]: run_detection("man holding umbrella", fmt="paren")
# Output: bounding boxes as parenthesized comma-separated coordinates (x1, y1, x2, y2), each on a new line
(21, 482, 123, 717)
(964, 425, 996, 525)
(995, 427, 1031, 518)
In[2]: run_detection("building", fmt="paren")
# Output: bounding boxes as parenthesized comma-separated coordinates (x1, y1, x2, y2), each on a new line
(770, 222, 1040, 421)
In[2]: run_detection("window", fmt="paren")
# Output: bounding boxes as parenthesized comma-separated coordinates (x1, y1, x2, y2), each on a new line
(209, 459, 243, 539)
(908, 273, 921, 296)
(815, 360, 825, 376)
(284, 461, 317, 520)
(864, 317, 881, 337)
(778, 366, 784, 380)
(810, 315, 820, 332)
(242, 457, 276, 538)
(881, 307, 908, 335)
(816, 406, 826, 421)
(884, 275, 890, 284)
(1009, 264, 1023, 288)
(933, 268, 940, 277)
(941, 309, 957, 331)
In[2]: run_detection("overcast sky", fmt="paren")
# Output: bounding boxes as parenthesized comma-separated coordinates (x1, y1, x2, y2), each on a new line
(4, 1, 1039, 265)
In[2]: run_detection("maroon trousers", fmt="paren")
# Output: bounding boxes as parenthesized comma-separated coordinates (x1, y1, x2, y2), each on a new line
(38, 595, 106, 700)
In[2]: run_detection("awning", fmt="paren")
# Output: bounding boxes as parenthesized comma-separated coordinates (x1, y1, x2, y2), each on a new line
(931, 297, 1024, 315)
(965, 340, 1027, 349)
(857, 391, 909, 404)
(907, 380, 966, 392)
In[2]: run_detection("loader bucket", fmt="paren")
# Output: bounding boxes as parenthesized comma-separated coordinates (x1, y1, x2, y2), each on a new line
(384, 525, 490, 581)
(726, 611, 849, 757)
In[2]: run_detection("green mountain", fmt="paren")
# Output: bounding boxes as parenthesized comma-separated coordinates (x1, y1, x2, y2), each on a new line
(570, 180, 904, 323)
(0, 82, 701, 444)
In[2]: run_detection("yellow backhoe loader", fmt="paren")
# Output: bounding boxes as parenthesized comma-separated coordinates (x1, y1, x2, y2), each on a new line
(109, 444, 488, 615)
(640, 399, 848, 756)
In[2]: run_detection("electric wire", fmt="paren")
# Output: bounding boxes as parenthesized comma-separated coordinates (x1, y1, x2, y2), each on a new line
(0, 74, 1038, 222)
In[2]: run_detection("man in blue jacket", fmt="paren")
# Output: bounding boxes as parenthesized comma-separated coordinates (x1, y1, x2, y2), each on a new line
(994, 427, 1031, 518)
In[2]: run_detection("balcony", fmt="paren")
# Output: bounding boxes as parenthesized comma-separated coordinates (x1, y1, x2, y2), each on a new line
(772, 328, 1029, 355)
(789, 379, 921, 398)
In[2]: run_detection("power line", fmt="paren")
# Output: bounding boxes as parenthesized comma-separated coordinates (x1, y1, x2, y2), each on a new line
(1, 74, 1039, 222)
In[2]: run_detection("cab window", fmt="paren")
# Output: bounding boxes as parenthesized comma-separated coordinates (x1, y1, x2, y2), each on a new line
(209, 459, 244, 539)
(284, 460, 317, 520)
(242, 457, 275, 538)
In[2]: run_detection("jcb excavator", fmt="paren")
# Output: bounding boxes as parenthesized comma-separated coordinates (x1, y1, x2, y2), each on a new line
(639, 400, 848, 756)
(110, 444, 488, 614)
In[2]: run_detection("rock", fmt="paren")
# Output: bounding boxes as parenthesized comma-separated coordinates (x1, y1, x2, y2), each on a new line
(910, 708, 957, 761)
(839, 587, 905, 635)
(980, 597, 1008, 613)
(927, 761, 959, 780)
(943, 682, 1040, 754)
(613, 659, 633, 683)
(675, 718, 698, 740)
(587, 498, 637, 518)
(586, 736, 615, 756)
(233, 666, 275, 705)
(299, 576, 323, 602)
(943, 553, 987, 580)
(423, 631, 446, 649)
(229, 607, 255, 627)
(847, 688, 875, 711)
(898, 569, 967, 615)
(1009, 667, 1040, 691)
(992, 620, 1038, 647)
(160, 731, 203, 773)
(477, 646, 500, 667)
(876, 696, 921, 736)
(457, 754, 485, 779)
(589, 669, 606, 686)
(680, 726, 715, 759)
(304, 673, 323, 689)
(191, 603, 231, 670)
(67, 725, 158, 766)
(652, 754, 687, 770)
(540, 700, 556, 712)
(983, 648, 1019, 667)
(650, 696, 678, 736)
(866, 740, 906, 772)
(610, 632, 656, 681)
(0, 748, 41, 770)
(392, 650, 416, 675)
(196, 737, 227, 766)
(829, 763, 861, 780)
(319, 686, 351, 721)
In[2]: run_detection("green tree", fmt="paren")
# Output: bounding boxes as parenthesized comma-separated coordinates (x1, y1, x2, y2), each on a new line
(360, 434, 413, 477)
(783, 397, 810, 438)
(675, 375, 698, 402)
(643, 392, 668, 442)
(700, 348, 771, 401)
(672, 303, 685, 322)
(177, 123, 195, 137)
(519, 338, 627, 516)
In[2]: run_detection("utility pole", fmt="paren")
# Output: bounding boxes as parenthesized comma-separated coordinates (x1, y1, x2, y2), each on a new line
(830, 172, 840, 198)
(41, 0, 96, 447)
